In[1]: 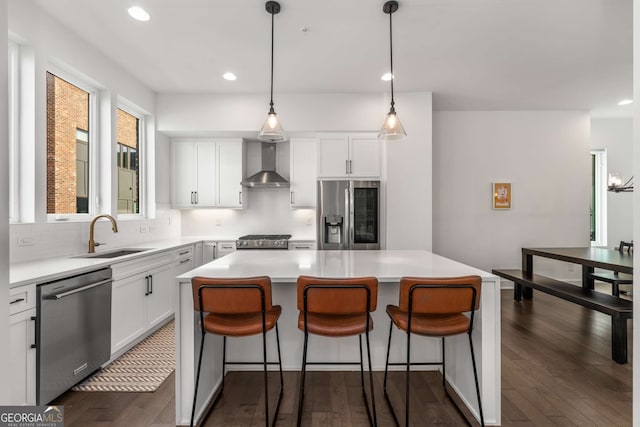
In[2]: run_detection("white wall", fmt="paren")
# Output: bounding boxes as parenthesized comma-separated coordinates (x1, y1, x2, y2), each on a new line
(591, 118, 633, 247)
(433, 111, 591, 278)
(1, 0, 11, 404)
(158, 91, 433, 250)
(8, 1, 180, 263)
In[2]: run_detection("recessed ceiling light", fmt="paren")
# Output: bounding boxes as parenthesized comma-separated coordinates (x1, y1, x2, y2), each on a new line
(617, 99, 633, 106)
(128, 6, 150, 22)
(381, 73, 394, 81)
(223, 72, 237, 81)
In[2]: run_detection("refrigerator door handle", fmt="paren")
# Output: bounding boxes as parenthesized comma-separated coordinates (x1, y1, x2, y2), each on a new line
(345, 187, 351, 249)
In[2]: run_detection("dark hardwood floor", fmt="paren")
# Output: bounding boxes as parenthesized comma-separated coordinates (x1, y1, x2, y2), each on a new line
(53, 289, 633, 426)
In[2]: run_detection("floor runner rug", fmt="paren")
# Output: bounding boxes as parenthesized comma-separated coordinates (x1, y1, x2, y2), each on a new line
(72, 319, 175, 392)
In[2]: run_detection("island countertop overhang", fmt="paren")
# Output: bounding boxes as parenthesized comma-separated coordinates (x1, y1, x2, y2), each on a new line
(177, 249, 497, 283)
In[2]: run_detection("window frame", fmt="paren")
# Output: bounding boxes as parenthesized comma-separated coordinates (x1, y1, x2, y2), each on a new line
(116, 102, 146, 219)
(590, 149, 607, 247)
(45, 65, 99, 222)
(8, 40, 20, 223)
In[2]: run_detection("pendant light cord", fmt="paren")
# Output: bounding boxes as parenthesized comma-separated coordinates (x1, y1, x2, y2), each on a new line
(389, 8, 395, 113)
(269, 9, 275, 114)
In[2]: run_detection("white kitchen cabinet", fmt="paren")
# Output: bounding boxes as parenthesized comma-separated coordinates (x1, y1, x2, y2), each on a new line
(171, 139, 245, 208)
(8, 283, 37, 405)
(217, 141, 245, 207)
(317, 134, 381, 179)
(111, 247, 194, 357)
(290, 138, 317, 207)
(216, 241, 236, 258)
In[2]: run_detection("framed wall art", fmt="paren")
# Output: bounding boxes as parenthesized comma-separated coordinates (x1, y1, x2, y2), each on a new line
(492, 182, 511, 209)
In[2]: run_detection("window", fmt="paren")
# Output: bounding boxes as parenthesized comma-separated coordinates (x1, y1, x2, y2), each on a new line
(46, 71, 95, 216)
(117, 107, 142, 214)
(590, 149, 607, 246)
(8, 40, 19, 222)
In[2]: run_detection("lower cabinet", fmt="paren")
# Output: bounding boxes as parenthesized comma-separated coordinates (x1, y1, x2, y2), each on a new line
(9, 306, 36, 405)
(111, 245, 195, 357)
(215, 241, 236, 258)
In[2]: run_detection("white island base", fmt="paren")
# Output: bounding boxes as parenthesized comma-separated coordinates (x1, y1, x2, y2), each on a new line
(175, 250, 501, 425)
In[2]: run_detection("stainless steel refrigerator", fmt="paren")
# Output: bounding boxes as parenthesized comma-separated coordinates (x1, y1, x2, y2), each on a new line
(317, 180, 380, 250)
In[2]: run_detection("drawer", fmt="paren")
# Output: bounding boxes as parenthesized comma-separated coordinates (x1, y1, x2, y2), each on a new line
(174, 246, 194, 261)
(9, 283, 36, 315)
(111, 251, 174, 280)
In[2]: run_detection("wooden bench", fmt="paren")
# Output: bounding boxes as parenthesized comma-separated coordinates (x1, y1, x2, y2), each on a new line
(492, 268, 633, 364)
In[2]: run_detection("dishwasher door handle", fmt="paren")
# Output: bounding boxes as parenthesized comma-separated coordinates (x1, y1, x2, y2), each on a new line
(44, 279, 112, 300)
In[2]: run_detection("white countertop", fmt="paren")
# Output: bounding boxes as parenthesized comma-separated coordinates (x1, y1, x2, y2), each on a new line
(178, 249, 495, 283)
(10, 237, 204, 287)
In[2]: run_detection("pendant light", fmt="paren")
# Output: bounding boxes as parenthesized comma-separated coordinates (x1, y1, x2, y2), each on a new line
(379, 1, 407, 142)
(258, 1, 287, 142)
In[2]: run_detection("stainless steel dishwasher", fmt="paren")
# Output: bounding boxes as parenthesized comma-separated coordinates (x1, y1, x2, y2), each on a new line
(37, 268, 112, 404)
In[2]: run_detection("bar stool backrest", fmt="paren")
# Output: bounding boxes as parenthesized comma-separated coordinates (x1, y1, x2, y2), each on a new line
(192, 276, 274, 314)
(296, 276, 378, 314)
(398, 275, 482, 314)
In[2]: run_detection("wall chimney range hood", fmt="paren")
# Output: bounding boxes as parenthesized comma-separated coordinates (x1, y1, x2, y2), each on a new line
(241, 142, 289, 188)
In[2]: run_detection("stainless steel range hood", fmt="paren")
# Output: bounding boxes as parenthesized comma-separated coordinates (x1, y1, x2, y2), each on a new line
(241, 142, 289, 188)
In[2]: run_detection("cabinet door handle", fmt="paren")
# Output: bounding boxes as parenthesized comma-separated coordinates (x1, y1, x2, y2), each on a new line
(195, 191, 198, 204)
(10, 297, 25, 305)
(145, 276, 150, 296)
(179, 250, 190, 256)
(295, 246, 311, 249)
(149, 275, 153, 295)
(180, 258, 191, 264)
(349, 160, 352, 174)
(346, 160, 349, 175)
(238, 191, 242, 205)
(291, 192, 295, 204)
(30, 316, 37, 348)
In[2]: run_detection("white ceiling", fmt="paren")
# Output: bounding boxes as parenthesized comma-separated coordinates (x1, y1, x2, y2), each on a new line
(32, 0, 633, 116)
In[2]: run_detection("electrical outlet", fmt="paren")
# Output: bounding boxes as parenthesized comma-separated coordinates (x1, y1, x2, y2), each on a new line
(306, 216, 312, 226)
(216, 219, 222, 226)
(139, 224, 148, 233)
(568, 264, 575, 272)
(17, 236, 35, 246)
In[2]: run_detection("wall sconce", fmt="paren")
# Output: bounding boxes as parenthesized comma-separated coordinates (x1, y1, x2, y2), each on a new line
(608, 173, 633, 192)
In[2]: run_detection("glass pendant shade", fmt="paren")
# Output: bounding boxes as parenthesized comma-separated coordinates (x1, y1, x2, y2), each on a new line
(378, 110, 406, 141)
(258, 112, 287, 143)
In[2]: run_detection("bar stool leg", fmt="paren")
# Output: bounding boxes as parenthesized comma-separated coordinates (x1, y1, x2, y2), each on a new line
(262, 326, 270, 427)
(275, 323, 284, 397)
(468, 333, 485, 427)
(190, 331, 206, 427)
(383, 322, 400, 426)
(365, 329, 378, 426)
(405, 330, 411, 427)
(441, 336, 446, 389)
(296, 332, 309, 427)
(359, 335, 366, 397)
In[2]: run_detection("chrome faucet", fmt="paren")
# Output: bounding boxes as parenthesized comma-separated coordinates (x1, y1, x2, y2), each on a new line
(88, 214, 119, 253)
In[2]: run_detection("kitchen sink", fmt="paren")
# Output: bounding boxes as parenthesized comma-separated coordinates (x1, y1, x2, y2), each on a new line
(75, 248, 152, 258)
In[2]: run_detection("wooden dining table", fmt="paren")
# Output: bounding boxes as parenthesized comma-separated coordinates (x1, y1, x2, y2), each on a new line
(521, 247, 633, 299)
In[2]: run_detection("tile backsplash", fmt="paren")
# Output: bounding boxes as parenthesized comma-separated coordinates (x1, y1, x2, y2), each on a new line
(10, 204, 181, 264)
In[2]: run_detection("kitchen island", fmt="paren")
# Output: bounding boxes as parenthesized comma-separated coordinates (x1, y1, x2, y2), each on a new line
(175, 250, 501, 425)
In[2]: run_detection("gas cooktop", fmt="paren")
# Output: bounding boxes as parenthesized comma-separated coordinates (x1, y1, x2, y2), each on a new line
(236, 234, 292, 249)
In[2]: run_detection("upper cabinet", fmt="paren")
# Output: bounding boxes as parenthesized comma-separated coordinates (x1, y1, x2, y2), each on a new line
(290, 138, 318, 207)
(171, 138, 245, 208)
(317, 134, 381, 179)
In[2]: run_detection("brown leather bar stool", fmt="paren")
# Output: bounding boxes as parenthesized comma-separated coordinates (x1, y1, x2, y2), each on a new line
(190, 276, 283, 427)
(296, 275, 378, 427)
(383, 275, 484, 427)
